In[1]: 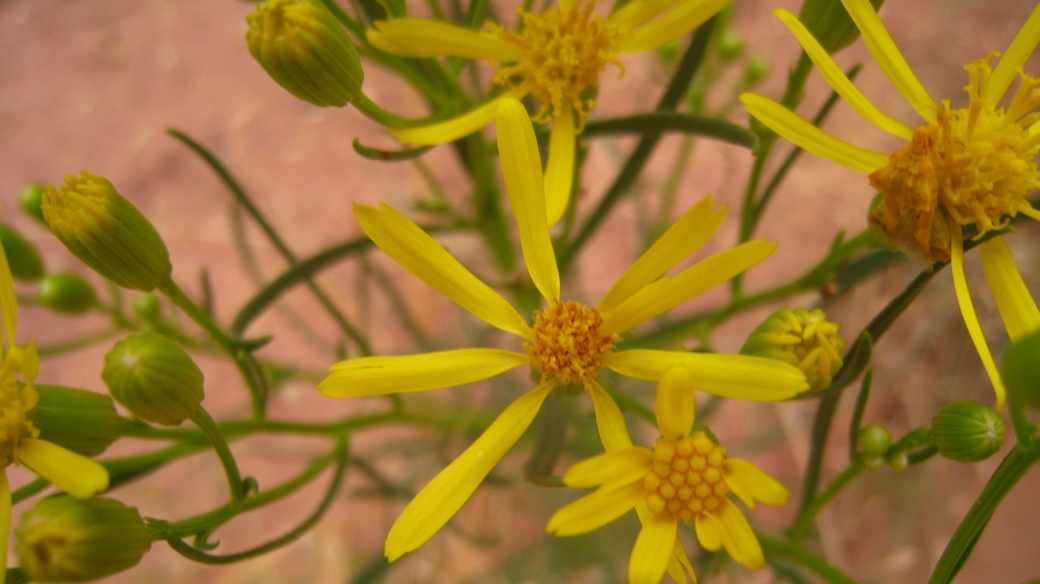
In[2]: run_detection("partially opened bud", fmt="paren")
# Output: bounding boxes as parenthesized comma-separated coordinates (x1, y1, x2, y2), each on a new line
(931, 401, 1005, 462)
(246, 0, 364, 107)
(42, 172, 172, 292)
(1004, 328, 1040, 409)
(0, 222, 45, 281)
(103, 333, 204, 426)
(16, 496, 152, 582)
(741, 308, 845, 394)
(798, 0, 885, 55)
(39, 273, 97, 314)
(29, 385, 122, 458)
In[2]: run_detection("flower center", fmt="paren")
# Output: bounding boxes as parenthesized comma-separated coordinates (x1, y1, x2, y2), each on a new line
(869, 54, 1040, 262)
(524, 300, 618, 386)
(0, 374, 40, 467)
(489, 0, 623, 126)
(644, 431, 729, 524)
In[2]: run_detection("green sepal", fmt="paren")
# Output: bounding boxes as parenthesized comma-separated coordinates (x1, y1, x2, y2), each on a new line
(0, 223, 44, 281)
(28, 385, 122, 458)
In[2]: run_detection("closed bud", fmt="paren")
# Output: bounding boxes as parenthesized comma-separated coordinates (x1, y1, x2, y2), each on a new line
(246, 0, 364, 107)
(798, 0, 885, 55)
(43, 172, 172, 292)
(856, 424, 891, 458)
(132, 292, 162, 322)
(1003, 328, 1040, 409)
(16, 495, 151, 582)
(0, 222, 44, 281)
(716, 29, 743, 61)
(28, 385, 122, 458)
(736, 56, 770, 93)
(39, 273, 97, 314)
(19, 182, 47, 224)
(931, 401, 1005, 462)
(103, 333, 204, 426)
(741, 308, 845, 394)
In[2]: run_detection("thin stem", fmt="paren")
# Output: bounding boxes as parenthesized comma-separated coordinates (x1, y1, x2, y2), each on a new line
(191, 408, 246, 503)
(798, 392, 842, 520)
(758, 533, 862, 584)
(848, 369, 874, 462)
(582, 113, 756, 148)
(790, 461, 864, 540)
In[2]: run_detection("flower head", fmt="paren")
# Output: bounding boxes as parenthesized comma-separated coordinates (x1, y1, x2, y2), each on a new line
(548, 367, 789, 584)
(739, 0, 1040, 408)
(741, 308, 844, 394)
(318, 98, 807, 562)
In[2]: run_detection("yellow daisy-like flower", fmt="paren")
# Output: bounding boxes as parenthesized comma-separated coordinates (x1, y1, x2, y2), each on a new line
(367, 0, 729, 224)
(318, 98, 807, 562)
(739, 0, 1040, 408)
(0, 225, 110, 584)
(548, 366, 788, 584)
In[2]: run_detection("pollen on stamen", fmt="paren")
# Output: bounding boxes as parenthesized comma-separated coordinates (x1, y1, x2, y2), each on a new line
(524, 300, 618, 386)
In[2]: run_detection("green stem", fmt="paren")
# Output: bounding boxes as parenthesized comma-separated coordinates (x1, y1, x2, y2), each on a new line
(582, 113, 756, 148)
(352, 91, 447, 129)
(191, 408, 246, 503)
(790, 461, 864, 540)
(797, 392, 842, 521)
(848, 369, 874, 462)
(758, 533, 862, 584)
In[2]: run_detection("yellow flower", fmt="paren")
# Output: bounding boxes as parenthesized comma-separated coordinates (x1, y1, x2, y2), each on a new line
(548, 367, 789, 584)
(367, 0, 729, 224)
(318, 98, 807, 563)
(0, 221, 110, 584)
(739, 0, 1040, 408)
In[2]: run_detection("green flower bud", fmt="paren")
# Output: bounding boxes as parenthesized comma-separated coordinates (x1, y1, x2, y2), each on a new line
(28, 386, 121, 458)
(1003, 328, 1040, 409)
(715, 29, 743, 61)
(736, 56, 770, 92)
(856, 424, 891, 458)
(0, 222, 44, 281)
(42, 172, 172, 292)
(246, 0, 364, 107)
(39, 273, 97, 314)
(931, 401, 1005, 462)
(741, 308, 845, 394)
(19, 182, 47, 224)
(132, 292, 162, 321)
(103, 333, 204, 426)
(656, 40, 681, 64)
(16, 495, 151, 582)
(798, 0, 885, 55)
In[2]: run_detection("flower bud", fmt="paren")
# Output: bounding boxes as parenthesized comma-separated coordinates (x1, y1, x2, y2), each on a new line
(103, 333, 204, 426)
(856, 424, 890, 458)
(39, 273, 97, 314)
(19, 182, 47, 224)
(736, 56, 770, 93)
(716, 30, 743, 61)
(798, 0, 885, 54)
(42, 172, 172, 292)
(741, 308, 845, 394)
(931, 401, 1005, 462)
(132, 292, 162, 322)
(1003, 328, 1040, 409)
(0, 222, 44, 281)
(28, 385, 122, 458)
(246, 0, 364, 107)
(16, 495, 152, 582)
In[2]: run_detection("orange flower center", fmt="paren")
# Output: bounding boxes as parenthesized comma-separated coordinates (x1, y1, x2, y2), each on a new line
(644, 431, 729, 524)
(525, 300, 618, 386)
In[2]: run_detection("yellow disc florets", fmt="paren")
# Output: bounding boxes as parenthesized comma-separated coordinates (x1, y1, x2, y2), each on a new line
(644, 431, 728, 524)
(869, 53, 1040, 262)
(490, 0, 623, 126)
(0, 367, 40, 467)
(741, 308, 844, 394)
(525, 300, 618, 386)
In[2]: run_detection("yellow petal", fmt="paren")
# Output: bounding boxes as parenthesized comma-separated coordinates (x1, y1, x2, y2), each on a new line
(15, 339, 39, 386)
(839, 0, 935, 123)
(980, 238, 1040, 342)
(0, 472, 9, 584)
(616, 0, 730, 54)
(715, 498, 765, 569)
(547, 479, 646, 536)
(988, 2, 1040, 104)
(723, 459, 789, 509)
(740, 93, 891, 173)
(19, 439, 109, 499)
(354, 202, 530, 337)
(949, 218, 1006, 409)
(544, 106, 576, 226)
(666, 540, 698, 584)
(608, 0, 685, 32)
(496, 98, 561, 302)
(385, 382, 553, 561)
(587, 380, 634, 451)
(390, 88, 528, 145)
(774, 9, 914, 140)
(628, 513, 679, 584)
(608, 350, 807, 400)
(562, 446, 654, 488)
(0, 230, 17, 349)
(368, 19, 523, 61)
(655, 366, 695, 440)
(320, 349, 529, 397)
(601, 240, 777, 335)
(694, 511, 723, 551)
(598, 194, 723, 313)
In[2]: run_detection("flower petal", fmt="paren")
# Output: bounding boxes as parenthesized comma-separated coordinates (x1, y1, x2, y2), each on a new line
(320, 349, 529, 397)
(587, 380, 634, 451)
(19, 439, 109, 499)
(0, 230, 17, 348)
(740, 93, 891, 173)
(544, 105, 576, 226)
(774, 9, 913, 140)
(694, 511, 723, 551)
(354, 202, 530, 337)
(988, 2, 1040, 104)
(601, 240, 777, 335)
(547, 479, 645, 536)
(656, 366, 695, 440)
(839, 0, 935, 123)
(715, 498, 765, 569)
(496, 98, 561, 302)
(616, 0, 729, 54)
(608, 0, 685, 32)
(723, 459, 789, 509)
(609, 350, 807, 400)
(628, 513, 679, 584)
(385, 382, 554, 561)
(0, 473, 8, 584)
(598, 194, 723, 313)
(665, 541, 698, 584)
(390, 89, 528, 145)
(948, 218, 1006, 409)
(562, 446, 654, 488)
(980, 238, 1040, 342)
(368, 19, 523, 61)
